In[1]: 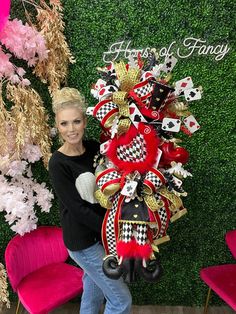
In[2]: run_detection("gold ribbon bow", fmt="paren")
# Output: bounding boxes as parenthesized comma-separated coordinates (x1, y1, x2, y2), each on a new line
(113, 61, 141, 135)
(115, 61, 140, 92)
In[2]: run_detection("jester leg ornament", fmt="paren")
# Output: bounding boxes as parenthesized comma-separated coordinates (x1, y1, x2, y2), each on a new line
(116, 222, 162, 282)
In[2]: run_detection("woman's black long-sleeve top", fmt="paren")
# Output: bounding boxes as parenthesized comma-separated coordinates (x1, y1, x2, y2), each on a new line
(48, 140, 106, 251)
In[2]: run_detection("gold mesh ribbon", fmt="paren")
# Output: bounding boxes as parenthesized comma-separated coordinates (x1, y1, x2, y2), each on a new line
(94, 190, 112, 209)
(117, 118, 131, 136)
(114, 61, 127, 83)
(144, 194, 164, 212)
(112, 91, 128, 106)
(118, 105, 130, 117)
(114, 61, 140, 92)
(113, 61, 141, 135)
(112, 90, 130, 135)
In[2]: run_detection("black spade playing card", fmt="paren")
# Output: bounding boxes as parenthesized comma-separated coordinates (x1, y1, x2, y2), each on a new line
(184, 88, 202, 101)
(162, 118, 181, 132)
(134, 114, 141, 122)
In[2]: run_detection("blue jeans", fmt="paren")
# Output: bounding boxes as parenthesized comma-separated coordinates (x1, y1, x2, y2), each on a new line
(68, 242, 132, 314)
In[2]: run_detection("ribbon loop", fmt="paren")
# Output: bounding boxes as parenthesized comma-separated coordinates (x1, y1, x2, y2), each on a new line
(114, 61, 140, 92)
(94, 189, 112, 209)
(144, 194, 164, 211)
(117, 118, 131, 136)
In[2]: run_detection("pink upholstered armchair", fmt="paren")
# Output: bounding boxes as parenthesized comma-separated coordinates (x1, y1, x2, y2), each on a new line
(200, 230, 236, 314)
(5, 226, 83, 314)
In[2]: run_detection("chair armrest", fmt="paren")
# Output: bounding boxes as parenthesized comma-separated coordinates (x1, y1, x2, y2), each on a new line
(225, 230, 236, 259)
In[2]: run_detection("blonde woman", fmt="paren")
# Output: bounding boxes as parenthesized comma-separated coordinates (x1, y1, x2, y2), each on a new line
(48, 87, 132, 314)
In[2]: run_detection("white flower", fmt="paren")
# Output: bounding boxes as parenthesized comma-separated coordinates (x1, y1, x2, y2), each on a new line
(166, 162, 192, 178)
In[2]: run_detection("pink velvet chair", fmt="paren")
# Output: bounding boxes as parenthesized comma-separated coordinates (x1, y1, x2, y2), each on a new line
(200, 230, 236, 314)
(5, 226, 83, 314)
(225, 230, 236, 259)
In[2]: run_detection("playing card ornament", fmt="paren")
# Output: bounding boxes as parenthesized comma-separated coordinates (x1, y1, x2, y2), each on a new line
(89, 52, 202, 282)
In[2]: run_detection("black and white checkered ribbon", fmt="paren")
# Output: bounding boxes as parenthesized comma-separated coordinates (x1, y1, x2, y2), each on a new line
(97, 171, 120, 190)
(145, 172, 163, 190)
(105, 193, 119, 256)
(96, 101, 117, 121)
(158, 207, 168, 237)
(134, 82, 153, 98)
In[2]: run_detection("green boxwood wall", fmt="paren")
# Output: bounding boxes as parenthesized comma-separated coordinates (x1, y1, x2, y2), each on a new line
(0, 0, 235, 306)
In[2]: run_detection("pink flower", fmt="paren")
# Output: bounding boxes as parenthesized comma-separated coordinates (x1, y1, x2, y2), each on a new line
(21, 78, 31, 86)
(0, 48, 31, 85)
(0, 19, 48, 65)
(6, 160, 28, 177)
(9, 74, 20, 83)
(16, 67, 26, 77)
(0, 163, 53, 235)
(21, 144, 42, 163)
(0, 49, 15, 78)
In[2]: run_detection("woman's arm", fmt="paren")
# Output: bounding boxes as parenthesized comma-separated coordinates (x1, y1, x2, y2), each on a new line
(49, 159, 104, 233)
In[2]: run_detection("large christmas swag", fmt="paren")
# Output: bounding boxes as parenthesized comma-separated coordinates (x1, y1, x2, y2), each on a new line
(88, 52, 202, 282)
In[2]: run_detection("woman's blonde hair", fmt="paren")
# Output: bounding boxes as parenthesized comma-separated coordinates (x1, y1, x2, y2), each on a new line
(52, 87, 87, 116)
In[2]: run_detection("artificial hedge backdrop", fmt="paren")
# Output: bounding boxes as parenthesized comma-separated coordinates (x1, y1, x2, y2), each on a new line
(0, 0, 236, 307)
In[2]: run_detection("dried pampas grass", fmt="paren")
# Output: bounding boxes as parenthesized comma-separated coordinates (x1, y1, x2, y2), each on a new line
(0, 87, 14, 157)
(6, 83, 52, 166)
(0, 263, 10, 310)
(32, 0, 75, 93)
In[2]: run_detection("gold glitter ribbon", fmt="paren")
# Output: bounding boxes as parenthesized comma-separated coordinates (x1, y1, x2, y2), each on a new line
(158, 186, 183, 211)
(170, 208, 187, 222)
(144, 194, 164, 212)
(94, 190, 112, 209)
(104, 112, 118, 128)
(103, 183, 121, 196)
(157, 182, 188, 222)
(153, 235, 170, 246)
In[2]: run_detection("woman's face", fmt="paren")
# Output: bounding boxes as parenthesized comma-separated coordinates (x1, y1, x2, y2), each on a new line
(56, 106, 86, 146)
